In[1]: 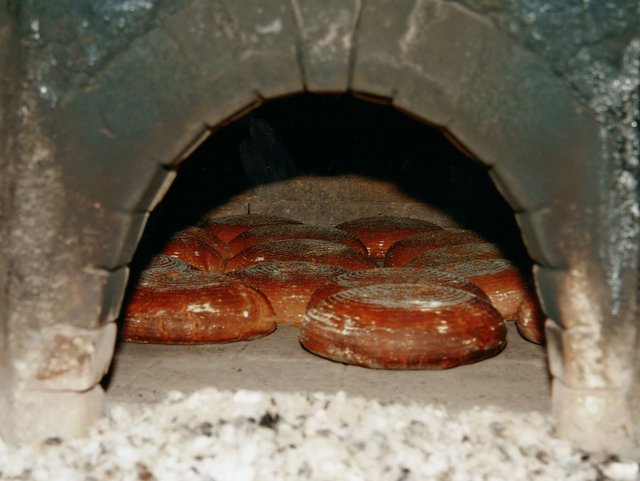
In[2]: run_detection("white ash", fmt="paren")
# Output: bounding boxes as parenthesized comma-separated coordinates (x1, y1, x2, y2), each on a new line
(0, 388, 637, 481)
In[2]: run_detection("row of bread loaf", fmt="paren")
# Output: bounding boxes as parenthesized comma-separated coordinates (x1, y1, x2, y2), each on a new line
(121, 214, 545, 369)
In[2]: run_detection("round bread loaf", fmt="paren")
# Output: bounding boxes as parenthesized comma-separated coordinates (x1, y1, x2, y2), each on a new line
(385, 229, 486, 267)
(300, 283, 506, 369)
(225, 239, 377, 272)
(159, 226, 226, 272)
(197, 214, 302, 244)
(335, 216, 442, 260)
(226, 224, 367, 258)
(307, 267, 490, 309)
(404, 242, 503, 268)
(143, 254, 196, 272)
(515, 291, 546, 345)
(228, 261, 352, 326)
(434, 259, 529, 321)
(121, 262, 277, 344)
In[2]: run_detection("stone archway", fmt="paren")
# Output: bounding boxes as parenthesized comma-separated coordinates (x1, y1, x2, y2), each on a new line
(1, 0, 637, 455)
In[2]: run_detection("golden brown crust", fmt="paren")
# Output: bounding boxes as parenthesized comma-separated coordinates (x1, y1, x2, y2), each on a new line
(434, 259, 529, 321)
(384, 229, 486, 267)
(121, 267, 276, 344)
(226, 224, 368, 257)
(335, 216, 442, 260)
(159, 227, 226, 272)
(225, 239, 377, 272)
(515, 291, 546, 345)
(300, 283, 506, 369)
(307, 267, 490, 308)
(143, 254, 196, 273)
(197, 214, 303, 244)
(228, 261, 352, 326)
(404, 242, 503, 268)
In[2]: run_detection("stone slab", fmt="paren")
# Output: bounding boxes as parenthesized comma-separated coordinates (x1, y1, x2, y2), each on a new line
(105, 323, 550, 414)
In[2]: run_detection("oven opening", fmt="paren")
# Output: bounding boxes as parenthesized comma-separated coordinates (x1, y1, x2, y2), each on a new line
(105, 93, 548, 411)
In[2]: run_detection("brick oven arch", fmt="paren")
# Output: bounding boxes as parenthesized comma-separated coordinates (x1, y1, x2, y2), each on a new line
(3, 0, 637, 456)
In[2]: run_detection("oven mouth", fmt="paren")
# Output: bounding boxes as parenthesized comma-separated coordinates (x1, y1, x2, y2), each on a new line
(133, 92, 530, 270)
(103, 91, 543, 403)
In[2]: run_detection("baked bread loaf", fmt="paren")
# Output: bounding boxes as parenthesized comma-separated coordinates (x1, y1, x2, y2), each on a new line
(307, 267, 490, 309)
(226, 224, 367, 258)
(384, 229, 486, 267)
(335, 216, 442, 260)
(121, 258, 276, 344)
(515, 289, 546, 345)
(434, 259, 529, 321)
(404, 242, 503, 268)
(300, 283, 506, 369)
(159, 226, 226, 272)
(225, 239, 377, 272)
(197, 214, 302, 244)
(143, 254, 196, 273)
(228, 261, 352, 326)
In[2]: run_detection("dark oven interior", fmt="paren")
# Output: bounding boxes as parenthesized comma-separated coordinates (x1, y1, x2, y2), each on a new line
(139, 93, 526, 258)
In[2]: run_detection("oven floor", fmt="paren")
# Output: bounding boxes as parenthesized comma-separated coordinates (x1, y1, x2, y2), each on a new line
(105, 321, 550, 413)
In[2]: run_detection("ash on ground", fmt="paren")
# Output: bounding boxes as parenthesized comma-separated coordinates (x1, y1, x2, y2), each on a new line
(0, 388, 638, 481)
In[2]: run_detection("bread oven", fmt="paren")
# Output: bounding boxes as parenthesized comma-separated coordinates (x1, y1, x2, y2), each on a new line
(0, 0, 638, 458)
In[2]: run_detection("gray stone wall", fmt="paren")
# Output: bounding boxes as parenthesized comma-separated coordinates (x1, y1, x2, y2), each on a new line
(0, 0, 637, 455)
